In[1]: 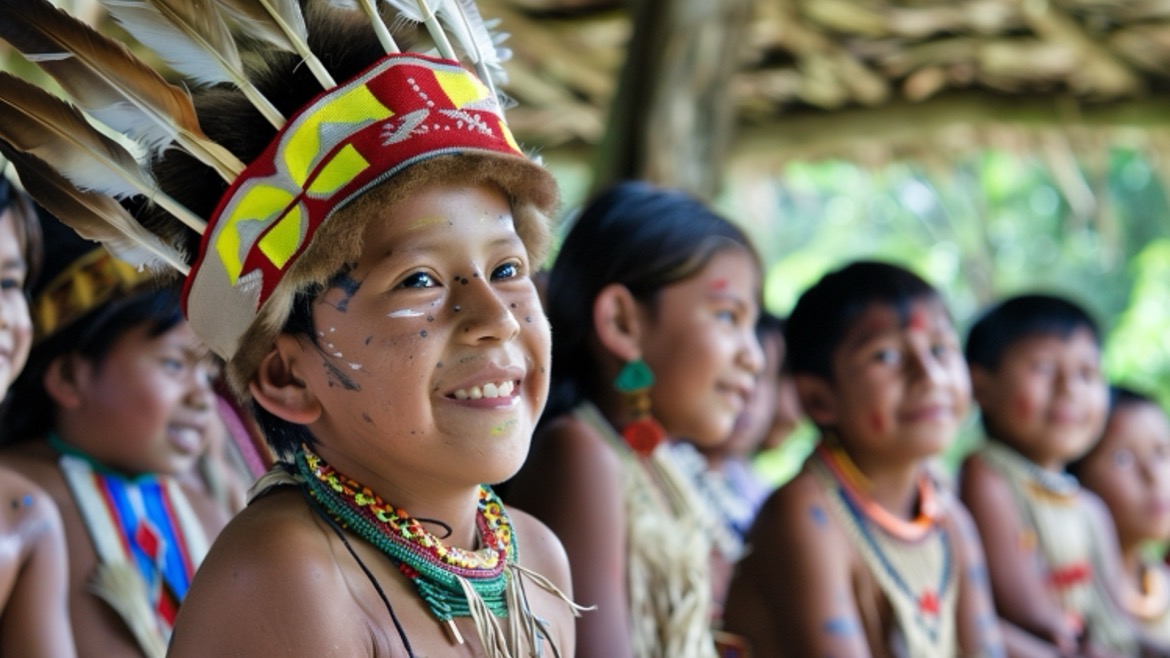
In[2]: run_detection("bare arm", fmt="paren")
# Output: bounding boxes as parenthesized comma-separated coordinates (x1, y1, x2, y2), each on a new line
(505, 417, 631, 658)
(960, 456, 1078, 654)
(724, 472, 872, 657)
(947, 495, 1007, 658)
(0, 469, 76, 658)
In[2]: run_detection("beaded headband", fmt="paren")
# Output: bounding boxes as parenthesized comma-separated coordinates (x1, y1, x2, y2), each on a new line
(0, 0, 556, 392)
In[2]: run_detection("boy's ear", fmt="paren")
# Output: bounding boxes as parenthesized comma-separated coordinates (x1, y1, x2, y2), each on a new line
(249, 335, 321, 425)
(44, 354, 85, 409)
(794, 374, 838, 427)
(592, 283, 644, 363)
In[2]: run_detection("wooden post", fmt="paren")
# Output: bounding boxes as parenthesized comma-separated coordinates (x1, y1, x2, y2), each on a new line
(591, 0, 753, 200)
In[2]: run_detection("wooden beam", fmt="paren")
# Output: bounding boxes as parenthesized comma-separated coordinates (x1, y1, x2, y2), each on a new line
(730, 90, 1170, 166)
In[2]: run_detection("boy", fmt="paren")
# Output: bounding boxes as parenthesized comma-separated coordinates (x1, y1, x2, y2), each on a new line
(723, 260, 1004, 657)
(961, 294, 1164, 657)
(1, 214, 223, 658)
(0, 0, 581, 655)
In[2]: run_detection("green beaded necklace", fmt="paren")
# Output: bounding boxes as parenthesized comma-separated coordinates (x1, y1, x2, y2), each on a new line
(296, 447, 517, 627)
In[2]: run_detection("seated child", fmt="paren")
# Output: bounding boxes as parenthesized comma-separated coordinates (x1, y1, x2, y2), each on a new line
(960, 294, 1152, 657)
(0, 173, 75, 657)
(0, 1, 584, 655)
(507, 180, 766, 658)
(670, 311, 801, 621)
(723, 260, 1004, 657)
(0, 213, 223, 658)
(1070, 386, 1170, 645)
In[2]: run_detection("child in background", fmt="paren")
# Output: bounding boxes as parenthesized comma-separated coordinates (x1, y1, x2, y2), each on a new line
(0, 174, 75, 658)
(960, 294, 1156, 657)
(670, 311, 801, 622)
(0, 0, 585, 655)
(724, 260, 1004, 658)
(0, 214, 223, 658)
(1069, 386, 1170, 644)
(506, 180, 765, 658)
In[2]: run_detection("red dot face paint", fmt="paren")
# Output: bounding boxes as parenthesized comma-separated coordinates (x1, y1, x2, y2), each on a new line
(907, 307, 928, 332)
(1013, 395, 1032, 420)
(710, 278, 729, 291)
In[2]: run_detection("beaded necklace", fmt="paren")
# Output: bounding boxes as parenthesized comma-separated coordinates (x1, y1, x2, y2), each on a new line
(296, 447, 515, 635)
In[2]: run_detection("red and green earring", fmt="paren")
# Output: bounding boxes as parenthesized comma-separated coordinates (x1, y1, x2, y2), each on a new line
(614, 358, 666, 456)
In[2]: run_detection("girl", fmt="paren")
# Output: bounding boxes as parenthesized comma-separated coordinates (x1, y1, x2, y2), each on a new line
(0, 174, 75, 658)
(506, 180, 765, 658)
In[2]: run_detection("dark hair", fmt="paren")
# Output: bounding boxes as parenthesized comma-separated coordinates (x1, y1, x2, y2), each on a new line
(757, 311, 788, 377)
(965, 294, 1100, 372)
(542, 180, 759, 421)
(0, 177, 43, 298)
(1067, 385, 1157, 477)
(785, 260, 941, 380)
(1, 286, 184, 443)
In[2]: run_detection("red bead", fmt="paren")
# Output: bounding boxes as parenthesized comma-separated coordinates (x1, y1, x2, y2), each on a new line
(622, 418, 665, 456)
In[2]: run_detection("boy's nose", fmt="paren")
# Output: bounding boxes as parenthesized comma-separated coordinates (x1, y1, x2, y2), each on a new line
(453, 276, 521, 344)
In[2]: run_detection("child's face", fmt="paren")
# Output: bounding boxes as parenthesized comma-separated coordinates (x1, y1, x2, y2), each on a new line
(71, 321, 217, 475)
(810, 298, 969, 465)
(1077, 402, 1170, 547)
(971, 328, 1106, 470)
(0, 209, 31, 397)
(638, 248, 764, 447)
(294, 182, 550, 491)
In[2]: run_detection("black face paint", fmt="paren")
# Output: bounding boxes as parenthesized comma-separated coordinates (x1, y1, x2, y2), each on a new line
(325, 264, 362, 312)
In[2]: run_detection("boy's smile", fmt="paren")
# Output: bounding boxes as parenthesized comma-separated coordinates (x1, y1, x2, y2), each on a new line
(971, 328, 1106, 470)
(285, 181, 550, 509)
(809, 298, 970, 468)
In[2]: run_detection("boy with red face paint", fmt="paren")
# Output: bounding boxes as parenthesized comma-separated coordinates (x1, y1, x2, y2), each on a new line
(723, 260, 1004, 658)
(960, 294, 1165, 657)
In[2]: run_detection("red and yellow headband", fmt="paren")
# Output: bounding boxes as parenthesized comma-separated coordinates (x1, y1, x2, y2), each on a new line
(184, 53, 531, 360)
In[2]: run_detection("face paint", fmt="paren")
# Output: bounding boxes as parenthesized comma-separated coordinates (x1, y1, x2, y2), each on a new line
(710, 278, 729, 291)
(389, 309, 424, 318)
(907, 306, 928, 332)
(408, 215, 446, 231)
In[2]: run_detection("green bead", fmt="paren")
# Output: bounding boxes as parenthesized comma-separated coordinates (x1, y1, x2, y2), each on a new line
(614, 358, 655, 392)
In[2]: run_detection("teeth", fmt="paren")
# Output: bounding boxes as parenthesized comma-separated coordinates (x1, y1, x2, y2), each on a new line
(452, 380, 516, 400)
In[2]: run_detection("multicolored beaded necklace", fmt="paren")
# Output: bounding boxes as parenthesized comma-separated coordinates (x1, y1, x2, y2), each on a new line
(296, 447, 516, 633)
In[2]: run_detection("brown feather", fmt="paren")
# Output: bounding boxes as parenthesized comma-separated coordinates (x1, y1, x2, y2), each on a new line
(0, 145, 189, 274)
(0, 0, 244, 181)
(0, 72, 207, 232)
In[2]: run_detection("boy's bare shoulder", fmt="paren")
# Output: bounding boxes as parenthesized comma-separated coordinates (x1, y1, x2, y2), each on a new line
(169, 487, 373, 656)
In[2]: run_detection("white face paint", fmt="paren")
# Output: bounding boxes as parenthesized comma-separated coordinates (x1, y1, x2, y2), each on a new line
(388, 308, 425, 318)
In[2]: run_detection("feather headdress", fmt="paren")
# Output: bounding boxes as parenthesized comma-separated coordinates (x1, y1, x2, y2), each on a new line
(0, 0, 556, 397)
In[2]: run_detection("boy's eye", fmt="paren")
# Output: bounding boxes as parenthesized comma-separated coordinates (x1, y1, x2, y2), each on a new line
(491, 261, 521, 281)
(716, 308, 737, 324)
(930, 343, 950, 358)
(873, 348, 901, 364)
(0, 276, 24, 291)
(161, 357, 185, 373)
(400, 271, 436, 289)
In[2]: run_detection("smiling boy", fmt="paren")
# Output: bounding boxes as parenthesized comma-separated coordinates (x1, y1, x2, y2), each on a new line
(0, 1, 581, 655)
(723, 260, 1004, 658)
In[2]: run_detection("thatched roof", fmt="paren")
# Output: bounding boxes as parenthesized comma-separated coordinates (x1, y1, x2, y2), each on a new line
(492, 0, 1170, 167)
